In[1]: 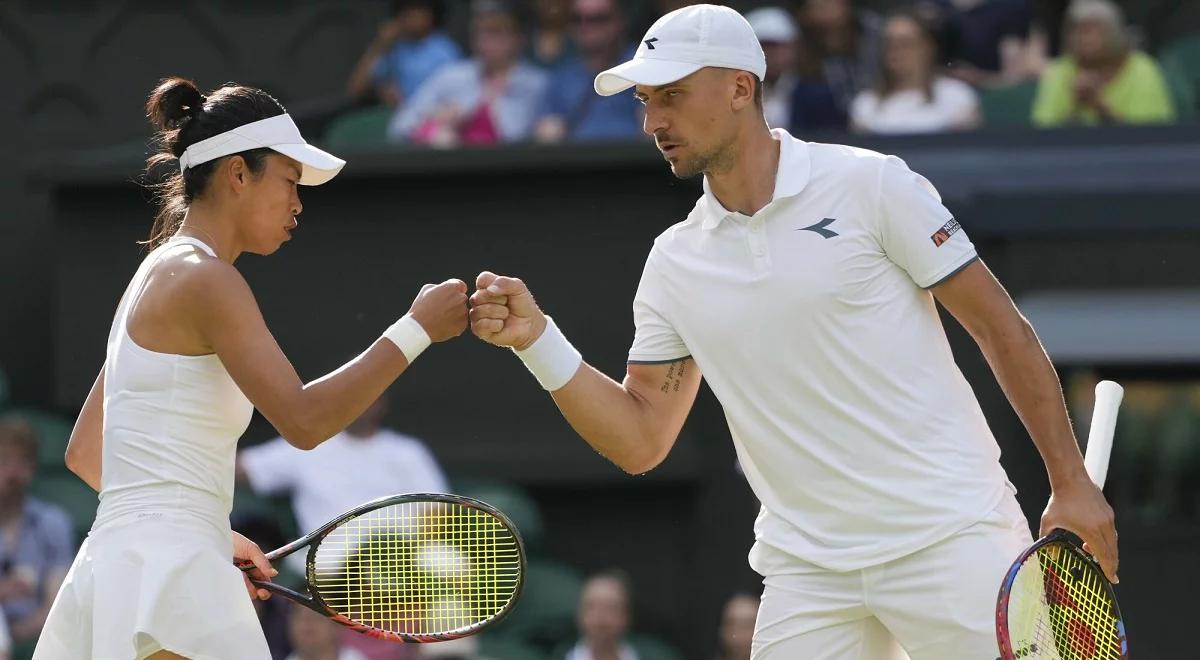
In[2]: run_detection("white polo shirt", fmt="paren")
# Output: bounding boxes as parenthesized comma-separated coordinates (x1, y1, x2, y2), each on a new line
(629, 128, 1010, 571)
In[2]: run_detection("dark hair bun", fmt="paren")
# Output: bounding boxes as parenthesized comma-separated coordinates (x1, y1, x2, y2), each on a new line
(146, 77, 206, 131)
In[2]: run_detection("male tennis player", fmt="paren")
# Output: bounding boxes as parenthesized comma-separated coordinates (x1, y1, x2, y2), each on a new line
(469, 5, 1118, 659)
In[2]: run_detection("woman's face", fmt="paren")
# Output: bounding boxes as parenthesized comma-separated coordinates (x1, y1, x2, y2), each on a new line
(883, 16, 933, 81)
(234, 154, 303, 256)
(472, 13, 523, 68)
(1069, 19, 1113, 66)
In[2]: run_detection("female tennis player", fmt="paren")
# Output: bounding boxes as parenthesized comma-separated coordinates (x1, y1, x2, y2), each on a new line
(32, 77, 468, 660)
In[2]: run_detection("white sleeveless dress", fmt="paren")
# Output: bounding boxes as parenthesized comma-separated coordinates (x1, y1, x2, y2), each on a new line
(34, 237, 272, 660)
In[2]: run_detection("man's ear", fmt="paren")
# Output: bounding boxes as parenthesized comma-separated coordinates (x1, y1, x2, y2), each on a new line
(731, 70, 756, 112)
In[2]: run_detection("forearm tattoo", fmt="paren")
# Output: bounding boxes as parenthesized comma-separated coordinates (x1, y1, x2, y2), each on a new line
(660, 359, 690, 394)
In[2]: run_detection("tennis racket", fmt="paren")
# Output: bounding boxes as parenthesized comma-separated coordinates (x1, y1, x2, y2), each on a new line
(995, 380, 1128, 659)
(236, 493, 525, 643)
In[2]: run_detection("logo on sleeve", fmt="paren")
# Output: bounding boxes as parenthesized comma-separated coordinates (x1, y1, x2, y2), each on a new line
(644, 37, 659, 50)
(930, 217, 961, 247)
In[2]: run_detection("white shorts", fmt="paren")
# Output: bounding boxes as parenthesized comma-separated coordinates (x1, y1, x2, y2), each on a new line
(751, 492, 1033, 660)
(33, 514, 271, 660)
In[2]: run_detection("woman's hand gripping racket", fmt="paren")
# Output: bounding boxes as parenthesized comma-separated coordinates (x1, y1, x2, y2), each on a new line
(236, 493, 526, 643)
(996, 380, 1129, 659)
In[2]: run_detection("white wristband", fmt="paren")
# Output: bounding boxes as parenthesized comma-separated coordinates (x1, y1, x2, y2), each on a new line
(383, 314, 431, 364)
(514, 316, 582, 391)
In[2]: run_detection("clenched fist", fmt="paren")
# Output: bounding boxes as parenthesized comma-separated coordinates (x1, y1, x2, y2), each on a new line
(408, 279, 468, 342)
(469, 271, 547, 350)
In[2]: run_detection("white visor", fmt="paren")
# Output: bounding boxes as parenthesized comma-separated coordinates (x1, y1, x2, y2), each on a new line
(177, 113, 345, 186)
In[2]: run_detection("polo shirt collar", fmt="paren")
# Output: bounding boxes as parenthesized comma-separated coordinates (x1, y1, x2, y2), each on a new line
(699, 128, 811, 230)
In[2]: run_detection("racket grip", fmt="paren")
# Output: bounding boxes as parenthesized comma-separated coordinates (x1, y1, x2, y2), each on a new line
(235, 558, 256, 572)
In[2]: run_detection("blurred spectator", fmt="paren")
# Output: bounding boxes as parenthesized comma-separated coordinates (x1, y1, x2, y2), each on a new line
(1032, 0, 1175, 126)
(0, 611, 9, 660)
(238, 390, 448, 540)
(922, 0, 1033, 86)
(528, 0, 577, 68)
(0, 417, 74, 648)
(746, 7, 800, 129)
(715, 593, 758, 660)
(793, 0, 884, 115)
(389, 0, 549, 146)
(418, 636, 484, 659)
(850, 10, 981, 134)
(346, 0, 463, 108)
(534, 0, 641, 143)
(286, 605, 369, 660)
(562, 569, 639, 660)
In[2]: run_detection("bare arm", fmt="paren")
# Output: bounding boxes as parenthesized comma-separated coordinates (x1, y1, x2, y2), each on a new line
(64, 366, 105, 491)
(933, 259, 1118, 581)
(470, 272, 700, 474)
(548, 359, 700, 474)
(346, 21, 401, 101)
(187, 260, 466, 450)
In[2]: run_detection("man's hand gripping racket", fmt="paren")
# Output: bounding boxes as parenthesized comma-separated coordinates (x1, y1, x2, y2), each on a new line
(996, 380, 1129, 659)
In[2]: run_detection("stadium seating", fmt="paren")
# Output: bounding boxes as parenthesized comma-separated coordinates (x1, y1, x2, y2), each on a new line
(27, 468, 98, 538)
(978, 80, 1039, 128)
(1160, 35, 1200, 120)
(450, 477, 546, 553)
(488, 558, 584, 649)
(323, 105, 393, 148)
(0, 365, 10, 411)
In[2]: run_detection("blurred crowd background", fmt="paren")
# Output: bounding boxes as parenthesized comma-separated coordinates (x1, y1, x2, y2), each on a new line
(3, 0, 1200, 659)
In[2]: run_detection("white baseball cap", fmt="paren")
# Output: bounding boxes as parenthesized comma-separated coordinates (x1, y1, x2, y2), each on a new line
(178, 113, 345, 186)
(746, 6, 798, 44)
(594, 4, 767, 97)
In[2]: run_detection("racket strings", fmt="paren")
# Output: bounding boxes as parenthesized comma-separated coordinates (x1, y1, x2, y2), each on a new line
(1008, 542, 1123, 659)
(310, 501, 521, 637)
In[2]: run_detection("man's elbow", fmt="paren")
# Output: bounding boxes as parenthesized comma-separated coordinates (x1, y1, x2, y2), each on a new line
(614, 434, 674, 476)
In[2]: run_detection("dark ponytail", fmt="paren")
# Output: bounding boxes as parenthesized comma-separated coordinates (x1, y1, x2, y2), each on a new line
(143, 77, 287, 248)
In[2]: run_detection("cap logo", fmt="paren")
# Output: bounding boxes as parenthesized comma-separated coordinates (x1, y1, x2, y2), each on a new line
(644, 37, 659, 50)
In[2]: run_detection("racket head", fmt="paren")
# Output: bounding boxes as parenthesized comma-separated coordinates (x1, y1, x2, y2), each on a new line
(996, 530, 1128, 660)
(304, 493, 526, 643)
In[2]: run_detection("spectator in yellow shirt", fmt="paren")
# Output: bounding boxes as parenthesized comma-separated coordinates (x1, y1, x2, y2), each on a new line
(1032, 0, 1174, 126)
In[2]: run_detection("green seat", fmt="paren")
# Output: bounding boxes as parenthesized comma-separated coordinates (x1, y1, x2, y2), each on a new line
(231, 484, 299, 542)
(3, 408, 74, 469)
(479, 633, 550, 660)
(1159, 36, 1200, 120)
(489, 558, 583, 647)
(28, 469, 98, 538)
(323, 105, 393, 148)
(979, 80, 1039, 128)
(451, 478, 545, 553)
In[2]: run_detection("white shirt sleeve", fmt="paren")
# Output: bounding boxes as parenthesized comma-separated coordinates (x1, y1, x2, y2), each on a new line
(398, 437, 450, 494)
(0, 608, 10, 654)
(875, 155, 978, 288)
(238, 437, 302, 495)
(627, 251, 691, 364)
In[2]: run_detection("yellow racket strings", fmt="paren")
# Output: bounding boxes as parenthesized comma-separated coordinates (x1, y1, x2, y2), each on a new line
(311, 501, 522, 635)
(1008, 543, 1121, 659)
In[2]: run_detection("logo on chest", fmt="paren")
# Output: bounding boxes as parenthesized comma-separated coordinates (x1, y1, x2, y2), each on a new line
(796, 217, 839, 239)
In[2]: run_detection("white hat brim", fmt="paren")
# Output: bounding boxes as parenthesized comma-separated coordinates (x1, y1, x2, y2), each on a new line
(272, 143, 346, 186)
(594, 58, 707, 96)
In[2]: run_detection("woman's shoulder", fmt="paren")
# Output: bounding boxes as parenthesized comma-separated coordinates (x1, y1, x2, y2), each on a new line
(933, 76, 979, 102)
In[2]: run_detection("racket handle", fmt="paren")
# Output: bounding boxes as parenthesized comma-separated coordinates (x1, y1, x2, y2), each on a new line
(1084, 380, 1123, 489)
